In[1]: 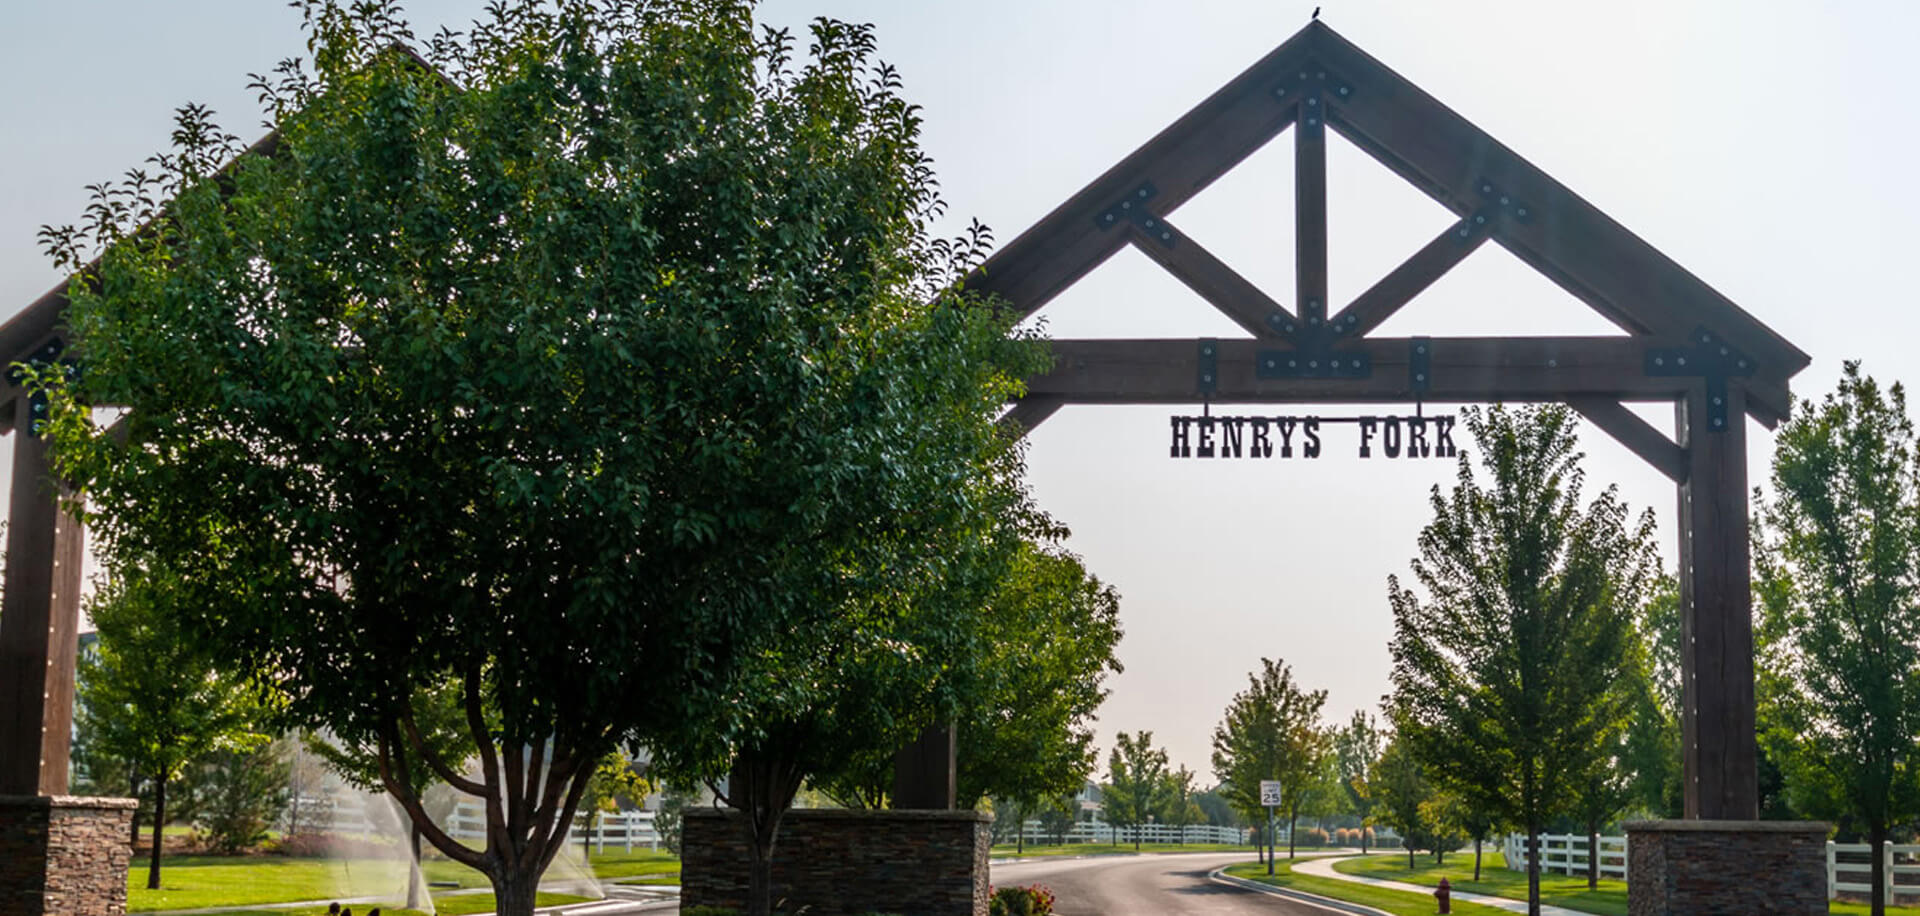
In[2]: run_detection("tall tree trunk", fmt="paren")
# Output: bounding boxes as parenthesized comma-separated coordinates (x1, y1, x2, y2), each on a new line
(1587, 818, 1600, 891)
(147, 778, 166, 890)
(1287, 809, 1298, 859)
(1361, 821, 1369, 855)
(1408, 836, 1416, 869)
(1014, 801, 1024, 856)
(1871, 820, 1888, 916)
(407, 821, 424, 911)
(1474, 836, 1482, 882)
(493, 871, 538, 916)
(1526, 821, 1542, 916)
(1436, 841, 1444, 865)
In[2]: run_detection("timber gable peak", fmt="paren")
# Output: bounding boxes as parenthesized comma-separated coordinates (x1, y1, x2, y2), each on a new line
(980, 21, 1806, 428)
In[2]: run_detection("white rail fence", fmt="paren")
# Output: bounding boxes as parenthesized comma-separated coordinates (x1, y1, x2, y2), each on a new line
(447, 802, 661, 851)
(1828, 843, 1920, 904)
(1501, 833, 1628, 881)
(1014, 819, 1249, 846)
(1501, 833, 1920, 903)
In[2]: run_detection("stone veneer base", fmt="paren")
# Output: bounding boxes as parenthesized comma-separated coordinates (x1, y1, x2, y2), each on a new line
(1625, 819, 1827, 916)
(0, 794, 138, 916)
(682, 807, 991, 916)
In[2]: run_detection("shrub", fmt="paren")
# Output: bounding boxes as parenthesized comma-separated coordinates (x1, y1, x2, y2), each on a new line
(189, 745, 290, 854)
(989, 884, 1056, 916)
(1298, 827, 1329, 847)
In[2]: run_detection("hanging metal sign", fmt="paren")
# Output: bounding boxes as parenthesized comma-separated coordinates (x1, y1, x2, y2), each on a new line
(1168, 414, 1459, 460)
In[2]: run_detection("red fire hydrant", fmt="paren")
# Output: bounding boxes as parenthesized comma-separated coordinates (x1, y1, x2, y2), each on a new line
(1434, 877, 1451, 914)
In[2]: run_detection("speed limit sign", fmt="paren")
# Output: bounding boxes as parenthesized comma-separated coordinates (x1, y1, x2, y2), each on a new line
(1259, 780, 1283, 807)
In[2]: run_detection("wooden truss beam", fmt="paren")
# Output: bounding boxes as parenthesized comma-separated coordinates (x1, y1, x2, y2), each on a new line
(1127, 226, 1293, 339)
(1568, 396, 1688, 483)
(1332, 220, 1487, 339)
(969, 31, 1313, 318)
(1308, 23, 1808, 380)
(1028, 336, 1771, 409)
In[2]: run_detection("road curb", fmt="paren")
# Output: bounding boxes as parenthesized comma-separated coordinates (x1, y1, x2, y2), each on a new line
(1208, 867, 1395, 916)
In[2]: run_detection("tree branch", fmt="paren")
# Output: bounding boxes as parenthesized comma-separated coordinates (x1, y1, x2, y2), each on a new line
(463, 664, 507, 856)
(537, 755, 596, 875)
(402, 710, 486, 796)
(378, 730, 487, 871)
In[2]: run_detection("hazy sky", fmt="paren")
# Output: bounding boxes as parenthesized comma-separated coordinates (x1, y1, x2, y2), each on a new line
(3, 0, 1914, 782)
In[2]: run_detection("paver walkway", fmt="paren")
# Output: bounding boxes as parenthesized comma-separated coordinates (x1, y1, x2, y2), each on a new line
(1290, 855, 1591, 916)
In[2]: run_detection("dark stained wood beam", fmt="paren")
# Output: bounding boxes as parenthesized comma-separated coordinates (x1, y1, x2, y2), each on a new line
(968, 33, 1311, 317)
(891, 723, 956, 810)
(1127, 226, 1293, 339)
(998, 395, 1065, 435)
(1331, 221, 1487, 339)
(1032, 336, 1708, 405)
(1568, 396, 1688, 483)
(1295, 93, 1329, 329)
(0, 396, 85, 795)
(1675, 386, 1759, 820)
(1305, 22, 1808, 382)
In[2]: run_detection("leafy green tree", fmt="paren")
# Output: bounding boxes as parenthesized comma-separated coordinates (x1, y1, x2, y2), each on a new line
(1387, 405, 1658, 916)
(76, 563, 269, 887)
(703, 532, 1026, 914)
(1037, 794, 1080, 844)
(1373, 738, 1433, 870)
(191, 743, 291, 854)
(1621, 579, 1683, 819)
(1756, 362, 1920, 916)
(1210, 658, 1326, 865)
(1280, 727, 1335, 859)
(1193, 787, 1242, 828)
(1161, 765, 1200, 845)
(1104, 732, 1171, 850)
(1334, 711, 1384, 853)
(1567, 727, 1632, 890)
(38, 3, 1038, 914)
(956, 543, 1124, 813)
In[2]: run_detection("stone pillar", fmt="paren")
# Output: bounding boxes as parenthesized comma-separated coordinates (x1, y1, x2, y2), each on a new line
(0, 795, 137, 916)
(1626, 820, 1827, 916)
(682, 807, 990, 916)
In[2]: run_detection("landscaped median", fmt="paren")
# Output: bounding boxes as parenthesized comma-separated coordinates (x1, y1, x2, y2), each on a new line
(128, 848, 678, 915)
(1219, 857, 1513, 916)
(1326, 851, 1920, 916)
(1334, 852, 1624, 915)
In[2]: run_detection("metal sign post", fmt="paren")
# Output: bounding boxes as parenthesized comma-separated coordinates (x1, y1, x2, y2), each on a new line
(1260, 780, 1283, 875)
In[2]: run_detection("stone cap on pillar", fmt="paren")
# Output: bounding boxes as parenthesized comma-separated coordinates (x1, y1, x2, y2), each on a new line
(0, 795, 138, 811)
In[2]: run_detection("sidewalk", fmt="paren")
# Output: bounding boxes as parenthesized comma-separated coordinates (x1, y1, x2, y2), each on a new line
(1290, 855, 1590, 916)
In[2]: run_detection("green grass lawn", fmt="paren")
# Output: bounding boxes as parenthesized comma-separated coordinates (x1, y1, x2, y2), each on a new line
(144, 893, 591, 916)
(991, 841, 1258, 857)
(128, 847, 677, 913)
(1222, 858, 1514, 916)
(1336, 850, 1629, 916)
(1334, 850, 1920, 916)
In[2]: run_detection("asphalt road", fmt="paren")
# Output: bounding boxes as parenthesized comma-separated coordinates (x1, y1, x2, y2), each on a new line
(991, 852, 1368, 916)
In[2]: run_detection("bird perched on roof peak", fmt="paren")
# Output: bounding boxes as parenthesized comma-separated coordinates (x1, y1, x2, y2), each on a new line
(1312, 6, 1321, 19)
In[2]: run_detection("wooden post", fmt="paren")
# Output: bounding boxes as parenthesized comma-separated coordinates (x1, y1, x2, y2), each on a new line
(0, 397, 85, 796)
(1675, 385, 1759, 820)
(890, 723, 956, 810)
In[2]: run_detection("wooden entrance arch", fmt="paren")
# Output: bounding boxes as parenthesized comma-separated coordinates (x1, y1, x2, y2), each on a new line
(0, 18, 1821, 916)
(975, 21, 1807, 824)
